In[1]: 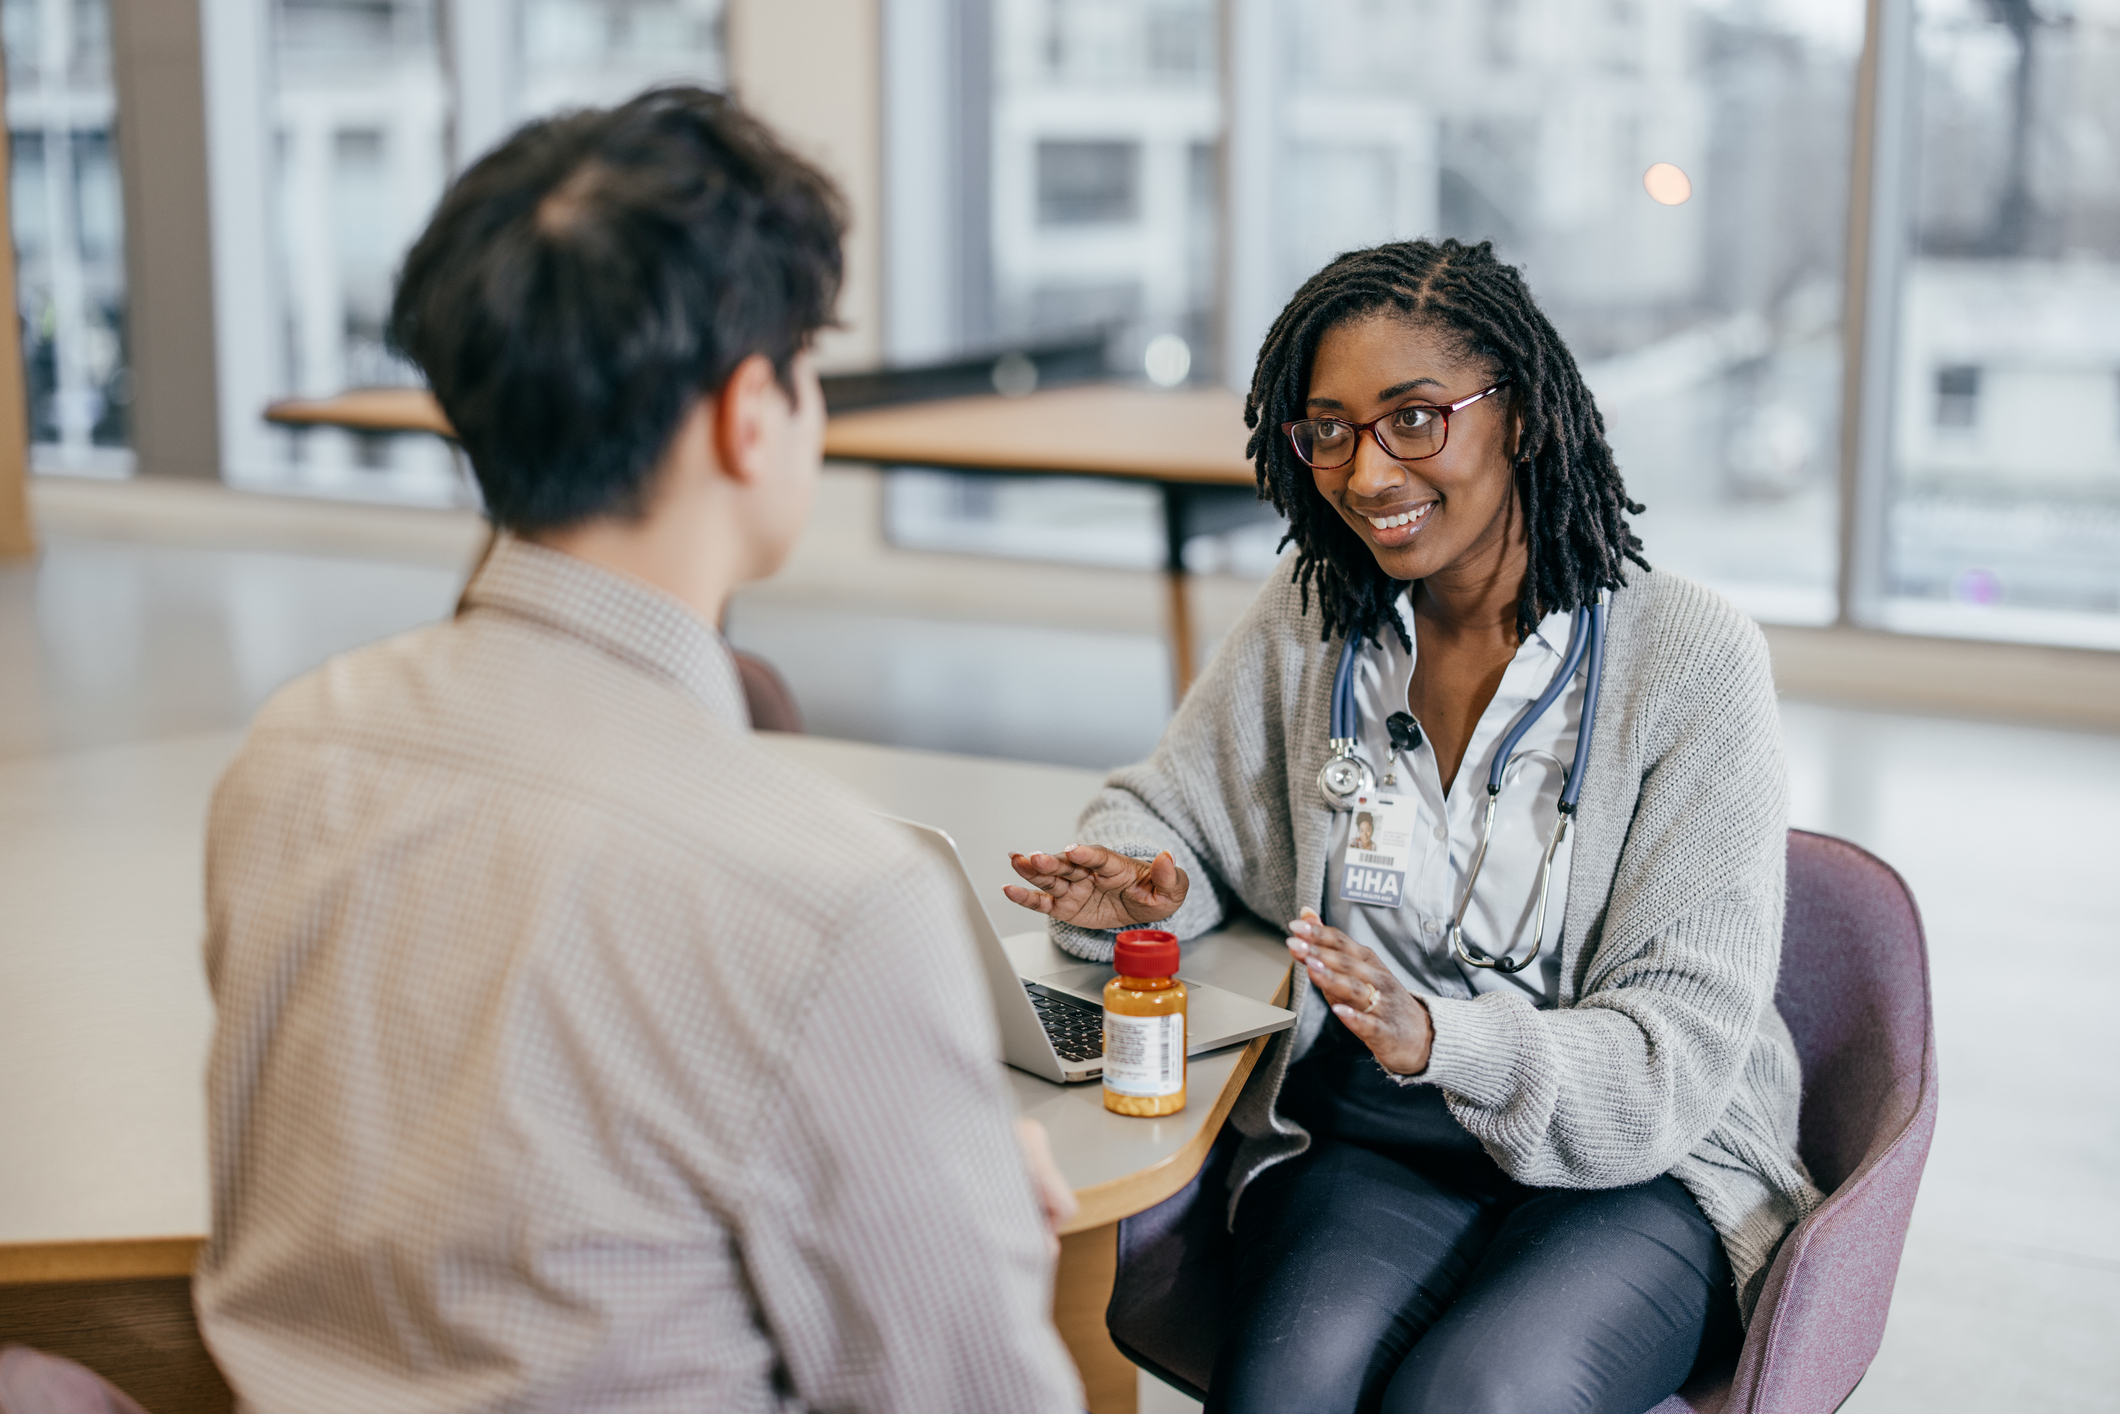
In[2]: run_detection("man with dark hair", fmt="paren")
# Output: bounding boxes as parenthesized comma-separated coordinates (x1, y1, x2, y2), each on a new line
(195, 89, 1081, 1414)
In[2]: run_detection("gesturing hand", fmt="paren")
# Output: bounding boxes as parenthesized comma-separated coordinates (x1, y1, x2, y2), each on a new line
(1287, 909, 1434, 1076)
(1003, 845, 1188, 931)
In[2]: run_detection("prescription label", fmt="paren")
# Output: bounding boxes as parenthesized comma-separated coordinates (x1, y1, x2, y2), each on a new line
(1102, 1011, 1186, 1097)
(1338, 792, 1416, 907)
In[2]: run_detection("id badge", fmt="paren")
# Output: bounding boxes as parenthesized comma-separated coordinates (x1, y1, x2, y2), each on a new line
(1338, 791, 1417, 908)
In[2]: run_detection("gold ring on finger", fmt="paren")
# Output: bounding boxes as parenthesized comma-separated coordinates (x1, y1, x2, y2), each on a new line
(1362, 982, 1381, 1014)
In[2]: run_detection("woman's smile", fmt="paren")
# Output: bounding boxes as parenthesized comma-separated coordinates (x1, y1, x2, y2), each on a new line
(1355, 498, 1438, 547)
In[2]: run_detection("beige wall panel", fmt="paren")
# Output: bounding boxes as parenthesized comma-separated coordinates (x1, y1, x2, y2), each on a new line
(726, 0, 883, 372)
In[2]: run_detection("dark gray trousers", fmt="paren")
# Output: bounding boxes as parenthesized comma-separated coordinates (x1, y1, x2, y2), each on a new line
(1204, 1020, 1740, 1414)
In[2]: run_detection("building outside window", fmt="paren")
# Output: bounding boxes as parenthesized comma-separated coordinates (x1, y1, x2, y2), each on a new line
(514, 0, 726, 125)
(992, 0, 1220, 378)
(3, 0, 131, 478)
(1883, 0, 2120, 646)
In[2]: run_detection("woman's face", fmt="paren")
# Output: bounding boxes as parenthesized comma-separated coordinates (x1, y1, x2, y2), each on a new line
(1302, 314, 1518, 585)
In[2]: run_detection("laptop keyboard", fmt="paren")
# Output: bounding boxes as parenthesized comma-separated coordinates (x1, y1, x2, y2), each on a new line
(1024, 983, 1104, 1063)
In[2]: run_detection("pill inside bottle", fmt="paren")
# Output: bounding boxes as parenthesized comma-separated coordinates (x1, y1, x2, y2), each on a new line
(1102, 929, 1187, 1117)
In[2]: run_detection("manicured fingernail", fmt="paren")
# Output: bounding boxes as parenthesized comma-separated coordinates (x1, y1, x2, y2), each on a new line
(1288, 919, 1313, 936)
(1300, 907, 1320, 920)
(1331, 1003, 1354, 1019)
(1286, 938, 1309, 956)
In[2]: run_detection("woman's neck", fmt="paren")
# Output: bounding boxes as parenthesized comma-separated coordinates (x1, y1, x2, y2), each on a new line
(1412, 511, 1529, 647)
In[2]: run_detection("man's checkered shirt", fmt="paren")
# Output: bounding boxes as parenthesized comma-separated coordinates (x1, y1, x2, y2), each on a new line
(196, 536, 1080, 1414)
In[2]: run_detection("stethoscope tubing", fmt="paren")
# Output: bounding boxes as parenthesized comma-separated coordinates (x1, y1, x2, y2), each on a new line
(1328, 592, 1610, 974)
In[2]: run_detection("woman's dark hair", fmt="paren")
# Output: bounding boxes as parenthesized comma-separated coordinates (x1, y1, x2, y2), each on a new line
(1246, 237, 1647, 647)
(389, 87, 846, 532)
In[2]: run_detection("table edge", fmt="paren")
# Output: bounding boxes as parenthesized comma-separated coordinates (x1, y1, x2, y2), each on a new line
(0, 1237, 203, 1285)
(1057, 1029, 1265, 1236)
(821, 440, 1255, 488)
(1056, 962, 1291, 1236)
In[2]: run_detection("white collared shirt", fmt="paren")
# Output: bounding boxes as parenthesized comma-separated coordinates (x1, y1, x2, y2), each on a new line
(1321, 592, 1586, 1009)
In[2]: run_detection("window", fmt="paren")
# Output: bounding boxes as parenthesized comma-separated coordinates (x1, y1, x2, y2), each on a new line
(4, 0, 130, 476)
(1248, 0, 1863, 626)
(516, 0, 726, 119)
(879, 0, 1234, 579)
(993, 0, 1220, 374)
(1882, 0, 2120, 645)
(1933, 364, 1979, 428)
(208, 0, 726, 505)
(1035, 139, 1138, 226)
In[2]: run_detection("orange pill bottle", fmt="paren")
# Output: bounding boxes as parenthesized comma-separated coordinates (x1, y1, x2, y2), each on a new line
(1102, 929, 1187, 1117)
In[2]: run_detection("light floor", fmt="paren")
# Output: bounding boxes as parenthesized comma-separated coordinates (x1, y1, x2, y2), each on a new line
(3, 482, 2115, 1414)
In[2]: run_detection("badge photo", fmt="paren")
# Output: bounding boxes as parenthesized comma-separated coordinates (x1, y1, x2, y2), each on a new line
(1339, 792, 1415, 907)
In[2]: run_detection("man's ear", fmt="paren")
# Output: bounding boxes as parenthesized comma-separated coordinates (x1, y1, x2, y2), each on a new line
(712, 353, 782, 486)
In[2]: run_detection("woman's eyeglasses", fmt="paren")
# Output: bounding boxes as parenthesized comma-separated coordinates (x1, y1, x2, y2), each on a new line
(1282, 380, 1510, 470)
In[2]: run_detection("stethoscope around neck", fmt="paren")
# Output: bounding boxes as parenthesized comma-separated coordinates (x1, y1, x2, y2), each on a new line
(1316, 590, 1609, 974)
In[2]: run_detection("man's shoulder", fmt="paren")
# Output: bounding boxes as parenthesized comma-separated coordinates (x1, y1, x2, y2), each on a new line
(229, 615, 926, 929)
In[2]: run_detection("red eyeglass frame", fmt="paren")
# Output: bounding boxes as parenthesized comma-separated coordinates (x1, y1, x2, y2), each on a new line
(1281, 379, 1511, 469)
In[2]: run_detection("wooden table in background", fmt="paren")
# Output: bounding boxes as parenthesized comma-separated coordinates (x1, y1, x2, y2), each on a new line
(265, 383, 1263, 700)
(1, 729, 1284, 1414)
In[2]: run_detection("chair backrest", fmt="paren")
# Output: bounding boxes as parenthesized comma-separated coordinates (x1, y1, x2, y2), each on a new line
(1714, 831, 1938, 1414)
(734, 651, 804, 734)
(0, 1348, 150, 1414)
(1774, 830, 1933, 1193)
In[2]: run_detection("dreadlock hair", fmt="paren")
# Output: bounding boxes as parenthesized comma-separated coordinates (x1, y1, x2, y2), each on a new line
(1246, 237, 1647, 649)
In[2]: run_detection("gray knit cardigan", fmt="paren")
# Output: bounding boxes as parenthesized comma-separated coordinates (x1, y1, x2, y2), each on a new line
(1050, 554, 1823, 1317)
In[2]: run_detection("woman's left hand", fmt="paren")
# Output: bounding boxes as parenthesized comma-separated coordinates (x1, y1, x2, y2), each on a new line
(1287, 909, 1434, 1076)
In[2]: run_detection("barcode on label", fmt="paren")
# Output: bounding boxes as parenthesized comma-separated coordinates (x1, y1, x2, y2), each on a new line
(1102, 1011, 1185, 1097)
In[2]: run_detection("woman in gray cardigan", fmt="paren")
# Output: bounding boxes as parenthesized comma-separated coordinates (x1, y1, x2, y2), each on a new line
(1005, 239, 1820, 1414)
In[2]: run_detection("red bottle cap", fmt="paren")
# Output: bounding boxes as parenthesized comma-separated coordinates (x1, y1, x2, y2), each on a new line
(1113, 929, 1180, 978)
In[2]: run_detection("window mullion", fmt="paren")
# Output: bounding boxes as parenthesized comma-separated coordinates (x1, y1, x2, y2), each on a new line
(1836, 0, 1916, 629)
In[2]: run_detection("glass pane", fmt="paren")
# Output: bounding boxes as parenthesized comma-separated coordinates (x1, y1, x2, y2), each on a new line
(1267, 0, 1863, 625)
(1883, 0, 2120, 648)
(886, 0, 1248, 581)
(992, 0, 1221, 384)
(516, 0, 725, 117)
(261, 0, 458, 503)
(4, 0, 131, 476)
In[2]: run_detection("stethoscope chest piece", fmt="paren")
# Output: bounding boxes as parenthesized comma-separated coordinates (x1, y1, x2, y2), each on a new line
(1317, 738, 1375, 809)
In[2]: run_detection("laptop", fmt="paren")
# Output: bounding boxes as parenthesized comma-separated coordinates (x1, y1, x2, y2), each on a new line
(887, 815, 1298, 1084)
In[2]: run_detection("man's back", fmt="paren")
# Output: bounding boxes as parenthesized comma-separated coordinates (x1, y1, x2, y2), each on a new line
(197, 540, 1078, 1413)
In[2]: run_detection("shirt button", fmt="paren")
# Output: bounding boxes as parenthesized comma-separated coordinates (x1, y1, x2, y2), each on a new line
(1433, 825, 1447, 841)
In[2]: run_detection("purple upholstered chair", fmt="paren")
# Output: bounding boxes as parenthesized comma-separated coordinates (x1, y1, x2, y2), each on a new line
(1106, 829, 1939, 1414)
(734, 651, 804, 734)
(0, 1348, 149, 1414)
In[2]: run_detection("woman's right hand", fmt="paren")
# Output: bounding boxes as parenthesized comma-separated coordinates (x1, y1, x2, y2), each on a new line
(1004, 845, 1189, 931)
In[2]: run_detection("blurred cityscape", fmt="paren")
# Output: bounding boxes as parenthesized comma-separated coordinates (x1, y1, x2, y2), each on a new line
(5, 0, 2118, 644)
